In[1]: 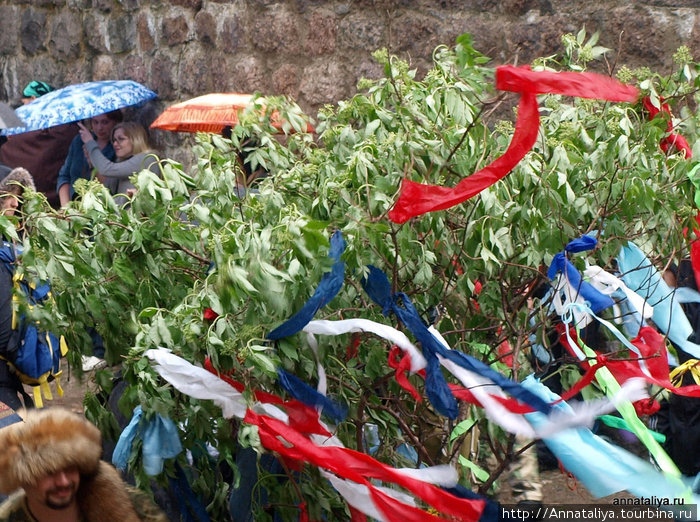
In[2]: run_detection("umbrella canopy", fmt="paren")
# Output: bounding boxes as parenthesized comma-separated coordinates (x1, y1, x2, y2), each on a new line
(150, 93, 314, 134)
(0, 102, 24, 129)
(3, 80, 157, 136)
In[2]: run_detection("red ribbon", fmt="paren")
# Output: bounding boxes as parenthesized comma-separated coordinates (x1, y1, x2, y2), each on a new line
(201, 351, 487, 519)
(203, 307, 219, 321)
(692, 238, 700, 290)
(558, 325, 700, 398)
(388, 345, 423, 402)
(244, 409, 486, 522)
(387, 346, 536, 414)
(642, 96, 692, 158)
(388, 66, 640, 223)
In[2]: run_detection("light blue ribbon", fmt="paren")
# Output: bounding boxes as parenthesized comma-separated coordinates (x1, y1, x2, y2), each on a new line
(112, 405, 183, 476)
(521, 375, 696, 514)
(617, 242, 700, 359)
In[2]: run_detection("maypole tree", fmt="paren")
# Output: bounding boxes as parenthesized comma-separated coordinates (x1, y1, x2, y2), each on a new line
(7, 29, 700, 520)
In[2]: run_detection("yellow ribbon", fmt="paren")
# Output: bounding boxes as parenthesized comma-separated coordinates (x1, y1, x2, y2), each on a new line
(669, 359, 700, 387)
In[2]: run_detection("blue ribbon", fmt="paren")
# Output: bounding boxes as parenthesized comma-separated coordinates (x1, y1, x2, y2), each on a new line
(112, 405, 183, 476)
(548, 251, 614, 313)
(617, 242, 700, 359)
(265, 231, 348, 420)
(521, 374, 695, 510)
(277, 368, 347, 422)
(169, 462, 211, 522)
(362, 266, 553, 419)
(444, 484, 499, 522)
(267, 231, 346, 340)
(564, 234, 598, 254)
(547, 235, 614, 314)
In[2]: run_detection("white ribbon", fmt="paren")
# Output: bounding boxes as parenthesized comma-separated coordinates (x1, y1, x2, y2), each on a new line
(303, 318, 427, 372)
(584, 264, 653, 320)
(144, 348, 248, 419)
(549, 273, 593, 328)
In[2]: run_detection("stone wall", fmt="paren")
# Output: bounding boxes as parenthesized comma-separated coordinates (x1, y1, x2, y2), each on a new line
(1, 0, 699, 163)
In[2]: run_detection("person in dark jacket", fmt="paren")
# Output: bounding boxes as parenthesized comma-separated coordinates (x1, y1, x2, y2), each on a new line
(0, 81, 76, 208)
(0, 168, 36, 411)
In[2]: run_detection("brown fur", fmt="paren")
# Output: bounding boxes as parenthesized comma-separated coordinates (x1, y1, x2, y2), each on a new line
(0, 408, 102, 494)
(0, 167, 35, 195)
(77, 461, 141, 522)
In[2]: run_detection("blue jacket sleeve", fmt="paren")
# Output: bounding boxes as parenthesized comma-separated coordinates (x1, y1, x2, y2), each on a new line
(56, 135, 83, 191)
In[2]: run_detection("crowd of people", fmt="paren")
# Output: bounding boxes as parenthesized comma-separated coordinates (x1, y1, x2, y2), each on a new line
(0, 80, 157, 210)
(0, 81, 167, 520)
(0, 80, 159, 375)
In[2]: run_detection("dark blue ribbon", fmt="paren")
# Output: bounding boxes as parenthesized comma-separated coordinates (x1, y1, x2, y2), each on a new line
(564, 234, 598, 254)
(277, 368, 347, 422)
(267, 231, 346, 340)
(362, 266, 553, 419)
(547, 235, 614, 314)
(444, 484, 499, 522)
(169, 462, 211, 522)
(264, 231, 348, 421)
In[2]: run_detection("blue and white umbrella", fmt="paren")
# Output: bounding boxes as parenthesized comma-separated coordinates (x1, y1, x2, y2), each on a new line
(2, 80, 157, 135)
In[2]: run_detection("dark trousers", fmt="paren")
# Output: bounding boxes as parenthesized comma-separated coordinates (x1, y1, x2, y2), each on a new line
(0, 359, 31, 410)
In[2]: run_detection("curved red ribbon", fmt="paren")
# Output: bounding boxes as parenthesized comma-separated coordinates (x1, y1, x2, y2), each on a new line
(642, 96, 692, 158)
(388, 66, 640, 223)
(558, 325, 700, 398)
(244, 409, 486, 522)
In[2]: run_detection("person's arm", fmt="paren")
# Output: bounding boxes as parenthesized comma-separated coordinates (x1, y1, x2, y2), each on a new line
(56, 137, 82, 206)
(84, 141, 147, 180)
(58, 184, 71, 207)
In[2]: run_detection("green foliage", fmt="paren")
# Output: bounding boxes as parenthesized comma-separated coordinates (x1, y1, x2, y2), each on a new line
(15, 31, 700, 518)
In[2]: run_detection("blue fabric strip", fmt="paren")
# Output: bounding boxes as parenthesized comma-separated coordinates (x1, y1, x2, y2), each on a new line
(617, 242, 700, 359)
(362, 266, 553, 419)
(267, 231, 346, 340)
(169, 462, 211, 522)
(112, 406, 143, 471)
(361, 265, 458, 418)
(112, 405, 183, 476)
(277, 368, 347, 422)
(565, 234, 598, 253)
(444, 484, 499, 522)
(547, 252, 615, 313)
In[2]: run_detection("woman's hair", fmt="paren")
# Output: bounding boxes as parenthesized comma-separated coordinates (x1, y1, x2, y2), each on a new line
(111, 122, 151, 156)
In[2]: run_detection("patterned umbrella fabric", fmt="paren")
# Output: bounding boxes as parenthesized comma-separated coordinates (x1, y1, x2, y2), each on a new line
(2, 80, 157, 136)
(150, 93, 314, 134)
(0, 102, 24, 129)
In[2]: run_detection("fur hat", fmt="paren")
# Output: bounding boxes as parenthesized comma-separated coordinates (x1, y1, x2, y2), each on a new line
(0, 167, 35, 195)
(0, 408, 102, 494)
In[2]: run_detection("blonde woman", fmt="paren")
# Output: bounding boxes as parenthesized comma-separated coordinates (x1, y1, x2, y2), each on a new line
(57, 110, 123, 207)
(77, 121, 158, 200)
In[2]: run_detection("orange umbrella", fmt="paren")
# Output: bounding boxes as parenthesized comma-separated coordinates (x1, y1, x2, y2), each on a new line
(150, 93, 314, 134)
